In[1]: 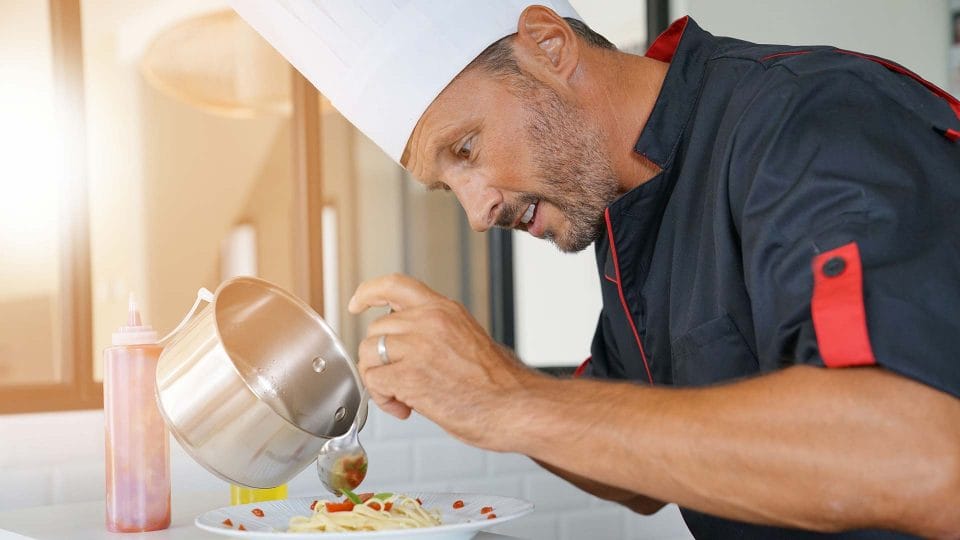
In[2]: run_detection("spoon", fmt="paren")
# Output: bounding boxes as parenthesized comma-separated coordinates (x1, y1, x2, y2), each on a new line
(316, 400, 368, 496)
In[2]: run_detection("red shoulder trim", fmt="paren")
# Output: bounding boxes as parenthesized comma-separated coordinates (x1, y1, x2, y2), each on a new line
(837, 50, 960, 138)
(810, 242, 876, 367)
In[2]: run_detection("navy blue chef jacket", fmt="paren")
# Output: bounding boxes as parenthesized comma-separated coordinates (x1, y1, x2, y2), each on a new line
(577, 17, 960, 539)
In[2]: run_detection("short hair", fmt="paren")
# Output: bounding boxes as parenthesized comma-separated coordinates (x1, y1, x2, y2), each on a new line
(468, 17, 616, 78)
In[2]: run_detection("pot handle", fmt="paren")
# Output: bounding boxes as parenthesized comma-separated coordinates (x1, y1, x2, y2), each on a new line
(157, 287, 215, 346)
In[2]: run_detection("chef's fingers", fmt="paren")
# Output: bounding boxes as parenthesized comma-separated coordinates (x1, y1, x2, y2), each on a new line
(357, 332, 415, 373)
(348, 273, 443, 314)
(362, 383, 410, 420)
(363, 305, 432, 338)
(356, 333, 418, 393)
(363, 360, 419, 420)
(356, 335, 410, 417)
(374, 398, 411, 420)
(357, 333, 417, 420)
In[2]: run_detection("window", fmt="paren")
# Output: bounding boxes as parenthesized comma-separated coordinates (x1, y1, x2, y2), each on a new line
(0, 0, 98, 413)
(0, 1, 317, 413)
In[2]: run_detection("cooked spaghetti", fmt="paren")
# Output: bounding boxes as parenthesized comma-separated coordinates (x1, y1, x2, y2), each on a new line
(287, 493, 441, 532)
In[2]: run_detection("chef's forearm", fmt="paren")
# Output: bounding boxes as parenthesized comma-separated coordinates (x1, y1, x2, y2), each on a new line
(532, 458, 666, 515)
(505, 365, 960, 537)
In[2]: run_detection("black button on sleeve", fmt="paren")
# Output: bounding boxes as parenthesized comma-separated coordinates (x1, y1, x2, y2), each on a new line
(822, 256, 846, 277)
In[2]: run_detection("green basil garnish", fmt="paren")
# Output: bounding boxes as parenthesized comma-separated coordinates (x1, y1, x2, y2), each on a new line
(342, 488, 361, 504)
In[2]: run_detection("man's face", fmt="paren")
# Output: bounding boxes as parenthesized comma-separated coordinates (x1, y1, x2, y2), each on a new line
(403, 65, 620, 253)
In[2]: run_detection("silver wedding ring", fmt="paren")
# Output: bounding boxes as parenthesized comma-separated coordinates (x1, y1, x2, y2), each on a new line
(377, 334, 390, 365)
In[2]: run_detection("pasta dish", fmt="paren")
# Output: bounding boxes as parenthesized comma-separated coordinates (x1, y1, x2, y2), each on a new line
(288, 492, 441, 532)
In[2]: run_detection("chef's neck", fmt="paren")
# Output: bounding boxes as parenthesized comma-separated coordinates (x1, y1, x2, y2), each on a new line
(578, 46, 670, 193)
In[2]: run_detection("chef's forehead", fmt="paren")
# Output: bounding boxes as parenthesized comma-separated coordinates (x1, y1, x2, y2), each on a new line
(399, 37, 515, 169)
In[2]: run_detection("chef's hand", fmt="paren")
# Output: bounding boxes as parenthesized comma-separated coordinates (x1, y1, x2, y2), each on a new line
(348, 273, 538, 450)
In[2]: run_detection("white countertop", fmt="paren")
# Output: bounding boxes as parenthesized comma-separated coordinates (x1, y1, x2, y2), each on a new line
(0, 492, 523, 540)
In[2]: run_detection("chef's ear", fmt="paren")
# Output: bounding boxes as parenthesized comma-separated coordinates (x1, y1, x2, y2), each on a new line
(513, 5, 580, 82)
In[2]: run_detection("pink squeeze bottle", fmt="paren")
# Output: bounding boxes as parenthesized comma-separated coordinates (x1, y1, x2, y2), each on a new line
(103, 294, 171, 532)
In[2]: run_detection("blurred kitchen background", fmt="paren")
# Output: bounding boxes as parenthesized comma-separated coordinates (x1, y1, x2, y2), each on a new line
(0, 1, 955, 539)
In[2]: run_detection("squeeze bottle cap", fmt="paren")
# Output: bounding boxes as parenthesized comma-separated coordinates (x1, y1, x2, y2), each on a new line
(112, 293, 159, 345)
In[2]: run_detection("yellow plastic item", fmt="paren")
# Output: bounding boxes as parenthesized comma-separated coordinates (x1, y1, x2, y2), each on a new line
(230, 484, 288, 505)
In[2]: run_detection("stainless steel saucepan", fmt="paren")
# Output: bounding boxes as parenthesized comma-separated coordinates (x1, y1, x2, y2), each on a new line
(155, 276, 367, 489)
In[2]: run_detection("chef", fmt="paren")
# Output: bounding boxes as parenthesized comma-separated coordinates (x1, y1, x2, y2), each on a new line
(230, 1, 960, 537)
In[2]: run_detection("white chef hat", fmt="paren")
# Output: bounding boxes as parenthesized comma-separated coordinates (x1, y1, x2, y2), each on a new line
(228, 0, 581, 164)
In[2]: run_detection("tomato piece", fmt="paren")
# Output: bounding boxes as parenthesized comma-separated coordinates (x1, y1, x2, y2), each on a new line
(343, 470, 366, 489)
(452, 499, 465, 509)
(251, 508, 264, 517)
(309, 500, 318, 511)
(480, 506, 494, 514)
(368, 501, 382, 511)
(238, 524, 247, 530)
(221, 518, 233, 527)
(358, 492, 374, 503)
(416, 498, 423, 506)
(384, 502, 393, 511)
(325, 501, 355, 512)
(487, 513, 497, 520)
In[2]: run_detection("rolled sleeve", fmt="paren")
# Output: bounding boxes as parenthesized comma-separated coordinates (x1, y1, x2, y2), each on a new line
(733, 70, 960, 397)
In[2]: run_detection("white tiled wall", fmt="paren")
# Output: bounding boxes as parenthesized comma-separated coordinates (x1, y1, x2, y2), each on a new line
(0, 408, 692, 540)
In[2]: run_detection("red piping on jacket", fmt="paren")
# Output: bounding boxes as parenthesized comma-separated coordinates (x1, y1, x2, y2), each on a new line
(573, 357, 591, 378)
(836, 49, 960, 122)
(763, 48, 960, 139)
(759, 50, 812, 62)
(604, 208, 654, 384)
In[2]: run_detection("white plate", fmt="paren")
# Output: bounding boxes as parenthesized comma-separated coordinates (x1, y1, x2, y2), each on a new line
(195, 492, 534, 540)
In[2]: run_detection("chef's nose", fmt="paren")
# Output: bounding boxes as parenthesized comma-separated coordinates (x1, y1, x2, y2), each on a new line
(453, 180, 502, 232)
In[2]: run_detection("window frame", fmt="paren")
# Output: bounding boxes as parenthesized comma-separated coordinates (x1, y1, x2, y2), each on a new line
(0, 0, 100, 414)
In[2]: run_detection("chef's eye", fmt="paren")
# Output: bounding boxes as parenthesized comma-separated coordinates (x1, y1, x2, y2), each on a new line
(455, 137, 474, 160)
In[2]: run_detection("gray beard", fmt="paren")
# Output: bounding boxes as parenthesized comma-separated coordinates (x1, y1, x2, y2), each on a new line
(524, 85, 620, 253)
